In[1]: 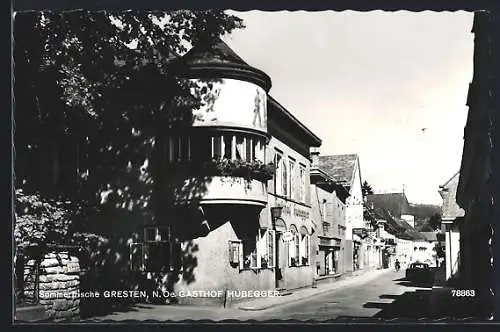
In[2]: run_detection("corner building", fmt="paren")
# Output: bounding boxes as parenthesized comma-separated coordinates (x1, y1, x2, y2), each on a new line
(147, 39, 321, 306)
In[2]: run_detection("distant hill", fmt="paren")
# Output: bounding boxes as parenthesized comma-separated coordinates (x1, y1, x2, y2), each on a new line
(410, 203, 442, 231)
(409, 203, 442, 220)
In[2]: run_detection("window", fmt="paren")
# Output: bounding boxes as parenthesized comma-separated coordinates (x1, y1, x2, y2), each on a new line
(321, 200, 327, 221)
(229, 240, 241, 264)
(238, 230, 275, 270)
(235, 136, 246, 160)
(245, 137, 252, 161)
(190, 132, 211, 162)
(282, 160, 288, 197)
(323, 222, 330, 234)
(129, 243, 145, 271)
(213, 136, 222, 159)
(223, 135, 232, 159)
(242, 237, 259, 269)
(254, 139, 264, 162)
(288, 158, 296, 199)
(299, 164, 306, 203)
(295, 233, 301, 264)
(167, 135, 190, 162)
(288, 231, 301, 267)
(302, 234, 310, 266)
(275, 151, 284, 196)
(130, 226, 182, 272)
(166, 132, 266, 164)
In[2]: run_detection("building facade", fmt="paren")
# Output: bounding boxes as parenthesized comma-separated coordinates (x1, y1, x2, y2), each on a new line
(137, 39, 322, 305)
(310, 148, 348, 280)
(318, 154, 364, 272)
(456, 11, 496, 318)
(438, 171, 464, 280)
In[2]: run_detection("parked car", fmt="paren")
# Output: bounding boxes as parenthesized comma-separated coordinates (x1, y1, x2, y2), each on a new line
(405, 262, 433, 282)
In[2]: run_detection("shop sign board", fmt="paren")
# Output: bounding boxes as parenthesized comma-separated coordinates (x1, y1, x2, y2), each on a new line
(282, 231, 294, 242)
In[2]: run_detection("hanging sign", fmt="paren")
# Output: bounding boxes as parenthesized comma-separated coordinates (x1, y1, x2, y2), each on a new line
(282, 231, 294, 242)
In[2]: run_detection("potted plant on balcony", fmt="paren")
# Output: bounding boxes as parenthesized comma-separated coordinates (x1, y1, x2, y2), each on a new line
(180, 158, 276, 183)
(290, 257, 297, 267)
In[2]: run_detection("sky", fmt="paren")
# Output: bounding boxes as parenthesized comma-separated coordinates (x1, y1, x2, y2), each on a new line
(222, 10, 474, 205)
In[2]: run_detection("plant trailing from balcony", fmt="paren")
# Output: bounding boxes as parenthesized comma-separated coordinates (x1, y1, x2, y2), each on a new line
(170, 158, 276, 182)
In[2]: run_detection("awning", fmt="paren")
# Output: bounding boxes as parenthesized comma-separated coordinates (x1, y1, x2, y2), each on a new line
(319, 237, 341, 247)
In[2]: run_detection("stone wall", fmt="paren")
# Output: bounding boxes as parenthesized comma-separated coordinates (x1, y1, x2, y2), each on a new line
(24, 251, 80, 320)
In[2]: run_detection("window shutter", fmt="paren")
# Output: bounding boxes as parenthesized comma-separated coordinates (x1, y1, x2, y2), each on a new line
(288, 240, 294, 266)
(239, 242, 244, 269)
(256, 234, 261, 268)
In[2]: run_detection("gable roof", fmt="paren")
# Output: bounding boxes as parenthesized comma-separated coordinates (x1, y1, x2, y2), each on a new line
(366, 205, 425, 241)
(366, 193, 411, 218)
(439, 171, 465, 220)
(439, 171, 460, 190)
(268, 96, 322, 147)
(318, 154, 358, 189)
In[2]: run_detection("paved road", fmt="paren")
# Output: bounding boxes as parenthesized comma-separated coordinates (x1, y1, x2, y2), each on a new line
(86, 269, 435, 322)
(237, 269, 433, 321)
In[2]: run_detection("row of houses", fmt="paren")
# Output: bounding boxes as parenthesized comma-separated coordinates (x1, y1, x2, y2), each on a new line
(126, 37, 440, 305)
(16, 35, 441, 319)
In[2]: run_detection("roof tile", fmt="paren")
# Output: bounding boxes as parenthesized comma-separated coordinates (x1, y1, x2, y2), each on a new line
(318, 154, 358, 186)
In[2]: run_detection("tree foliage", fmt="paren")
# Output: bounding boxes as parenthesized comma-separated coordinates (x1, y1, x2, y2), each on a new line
(14, 189, 73, 251)
(14, 9, 245, 252)
(428, 213, 442, 231)
(362, 180, 374, 197)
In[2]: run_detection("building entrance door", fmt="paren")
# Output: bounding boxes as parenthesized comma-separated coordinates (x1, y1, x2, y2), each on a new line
(325, 251, 333, 274)
(275, 232, 286, 289)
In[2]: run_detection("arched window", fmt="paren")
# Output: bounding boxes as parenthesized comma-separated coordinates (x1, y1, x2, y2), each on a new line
(288, 225, 299, 267)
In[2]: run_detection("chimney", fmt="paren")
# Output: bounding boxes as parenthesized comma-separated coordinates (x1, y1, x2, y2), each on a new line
(310, 147, 320, 167)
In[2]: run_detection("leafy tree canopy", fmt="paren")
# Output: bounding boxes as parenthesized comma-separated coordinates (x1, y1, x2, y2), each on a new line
(14, 9, 245, 250)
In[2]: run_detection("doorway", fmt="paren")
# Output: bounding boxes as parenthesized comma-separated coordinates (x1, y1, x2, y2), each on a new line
(275, 231, 286, 289)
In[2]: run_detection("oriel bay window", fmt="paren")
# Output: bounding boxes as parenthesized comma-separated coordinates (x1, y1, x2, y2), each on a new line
(166, 131, 266, 163)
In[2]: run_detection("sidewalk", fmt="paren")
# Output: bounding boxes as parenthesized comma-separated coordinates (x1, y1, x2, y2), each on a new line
(238, 268, 390, 311)
(83, 268, 390, 322)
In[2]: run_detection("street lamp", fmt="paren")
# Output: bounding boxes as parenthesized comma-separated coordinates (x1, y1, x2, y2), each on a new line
(271, 206, 283, 222)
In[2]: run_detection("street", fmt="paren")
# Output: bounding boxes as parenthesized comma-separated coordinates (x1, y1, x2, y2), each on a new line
(241, 270, 433, 321)
(85, 269, 435, 322)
